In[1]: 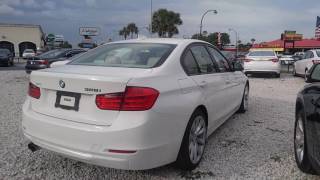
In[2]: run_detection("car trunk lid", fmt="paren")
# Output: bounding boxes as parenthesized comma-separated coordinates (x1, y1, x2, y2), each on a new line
(29, 65, 153, 126)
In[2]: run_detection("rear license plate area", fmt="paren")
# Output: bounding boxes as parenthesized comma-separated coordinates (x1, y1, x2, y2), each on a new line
(55, 91, 81, 111)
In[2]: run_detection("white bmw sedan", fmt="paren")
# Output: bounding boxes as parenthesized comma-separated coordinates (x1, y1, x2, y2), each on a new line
(22, 38, 249, 170)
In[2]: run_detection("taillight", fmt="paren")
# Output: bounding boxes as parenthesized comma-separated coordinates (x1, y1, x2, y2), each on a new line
(96, 87, 159, 111)
(312, 59, 320, 64)
(28, 82, 41, 99)
(38, 60, 49, 65)
(270, 58, 279, 63)
(244, 58, 252, 62)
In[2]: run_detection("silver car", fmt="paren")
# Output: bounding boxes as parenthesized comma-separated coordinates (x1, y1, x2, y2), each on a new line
(244, 50, 281, 77)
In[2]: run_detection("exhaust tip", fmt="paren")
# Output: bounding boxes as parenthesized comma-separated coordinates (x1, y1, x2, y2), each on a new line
(28, 142, 40, 152)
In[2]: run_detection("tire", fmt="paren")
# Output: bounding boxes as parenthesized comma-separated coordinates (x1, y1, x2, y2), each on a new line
(175, 109, 207, 170)
(293, 66, 297, 76)
(294, 109, 316, 174)
(238, 83, 249, 113)
(305, 69, 308, 81)
(275, 73, 280, 78)
(11, 60, 14, 66)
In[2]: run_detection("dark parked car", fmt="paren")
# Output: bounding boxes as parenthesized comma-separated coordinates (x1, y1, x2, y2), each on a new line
(294, 63, 320, 175)
(25, 49, 86, 73)
(0, 48, 14, 66)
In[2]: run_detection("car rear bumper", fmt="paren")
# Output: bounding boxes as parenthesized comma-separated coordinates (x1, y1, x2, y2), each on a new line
(22, 98, 182, 170)
(244, 64, 281, 74)
(244, 70, 280, 74)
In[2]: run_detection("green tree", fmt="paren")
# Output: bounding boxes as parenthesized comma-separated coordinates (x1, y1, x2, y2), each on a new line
(152, 9, 183, 38)
(191, 32, 230, 47)
(126, 23, 139, 38)
(119, 27, 130, 40)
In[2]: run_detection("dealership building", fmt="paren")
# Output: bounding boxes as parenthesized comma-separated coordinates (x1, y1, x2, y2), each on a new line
(0, 23, 45, 57)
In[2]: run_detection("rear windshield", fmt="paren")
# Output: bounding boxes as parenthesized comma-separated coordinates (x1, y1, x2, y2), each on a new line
(24, 49, 34, 53)
(248, 51, 275, 56)
(38, 49, 66, 59)
(69, 43, 176, 68)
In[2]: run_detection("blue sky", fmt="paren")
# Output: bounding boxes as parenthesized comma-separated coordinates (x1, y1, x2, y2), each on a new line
(0, 0, 319, 45)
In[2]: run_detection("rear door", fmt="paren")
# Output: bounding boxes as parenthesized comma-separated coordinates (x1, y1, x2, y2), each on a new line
(181, 44, 226, 130)
(207, 46, 244, 114)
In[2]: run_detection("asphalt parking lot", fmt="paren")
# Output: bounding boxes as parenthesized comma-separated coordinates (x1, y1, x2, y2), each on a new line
(0, 65, 319, 179)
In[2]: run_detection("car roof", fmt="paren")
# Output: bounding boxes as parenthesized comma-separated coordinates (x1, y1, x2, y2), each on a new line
(106, 38, 207, 46)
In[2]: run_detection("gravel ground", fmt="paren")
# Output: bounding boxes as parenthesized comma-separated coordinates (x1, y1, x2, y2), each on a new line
(0, 66, 319, 179)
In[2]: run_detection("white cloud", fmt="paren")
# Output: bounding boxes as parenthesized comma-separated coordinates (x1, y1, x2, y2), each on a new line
(0, 4, 23, 15)
(85, 0, 96, 7)
(42, 1, 56, 10)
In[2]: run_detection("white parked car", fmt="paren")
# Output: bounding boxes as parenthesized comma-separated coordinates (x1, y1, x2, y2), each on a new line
(22, 49, 35, 59)
(293, 49, 320, 80)
(22, 39, 249, 170)
(244, 50, 281, 77)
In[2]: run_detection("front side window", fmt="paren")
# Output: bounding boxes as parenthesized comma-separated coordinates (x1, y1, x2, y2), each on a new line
(207, 47, 230, 72)
(70, 43, 176, 68)
(190, 45, 216, 74)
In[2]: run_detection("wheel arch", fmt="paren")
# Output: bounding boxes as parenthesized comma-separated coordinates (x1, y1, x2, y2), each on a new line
(194, 105, 208, 125)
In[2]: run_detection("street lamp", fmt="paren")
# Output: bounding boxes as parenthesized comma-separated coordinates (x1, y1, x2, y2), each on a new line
(199, 10, 218, 37)
(150, 0, 153, 36)
(228, 28, 238, 57)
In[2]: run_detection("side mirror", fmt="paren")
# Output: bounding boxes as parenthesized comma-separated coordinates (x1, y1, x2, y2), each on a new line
(232, 61, 244, 71)
(306, 64, 320, 83)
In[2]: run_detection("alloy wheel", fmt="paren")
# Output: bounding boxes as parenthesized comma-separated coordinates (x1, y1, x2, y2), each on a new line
(295, 116, 305, 163)
(189, 116, 206, 164)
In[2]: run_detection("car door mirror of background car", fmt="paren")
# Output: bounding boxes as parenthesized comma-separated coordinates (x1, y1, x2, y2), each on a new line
(306, 64, 320, 83)
(232, 61, 244, 71)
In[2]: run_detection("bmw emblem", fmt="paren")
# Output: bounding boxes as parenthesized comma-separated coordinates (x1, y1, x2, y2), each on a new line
(59, 80, 65, 88)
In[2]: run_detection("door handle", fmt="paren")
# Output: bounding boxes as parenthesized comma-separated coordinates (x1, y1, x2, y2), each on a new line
(199, 80, 207, 88)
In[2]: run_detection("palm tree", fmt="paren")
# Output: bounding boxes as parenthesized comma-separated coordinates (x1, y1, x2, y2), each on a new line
(251, 38, 256, 46)
(152, 9, 183, 38)
(126, 23, 139, 38)
(119, 27, 129, 40)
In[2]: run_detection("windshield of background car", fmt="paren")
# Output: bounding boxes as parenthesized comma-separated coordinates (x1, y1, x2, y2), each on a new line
(24, 49, 34, 53)
(311, 64, 320, 81)
(38, 49, 66, 59)
(69, 43, 176, 68)
(248, 51, 275, 57)
(0, 49, 10, 55)
(316, 51, 320, 57)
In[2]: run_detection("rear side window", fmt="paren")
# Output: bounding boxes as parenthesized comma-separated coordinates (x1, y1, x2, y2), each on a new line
(248, 51, 275, 56)
(181, 50, 199, 75)
(70, 43, 176, 68)
(207, 47, 230, 72)
(190, 46, 216, 74)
